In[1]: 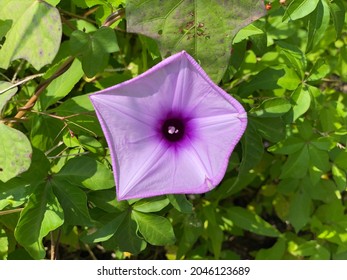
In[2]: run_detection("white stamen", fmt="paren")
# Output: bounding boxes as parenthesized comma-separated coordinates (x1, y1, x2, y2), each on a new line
(168, 126, 179, 134)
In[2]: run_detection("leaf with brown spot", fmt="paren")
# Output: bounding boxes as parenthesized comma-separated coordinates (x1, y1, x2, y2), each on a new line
(127, 0, 266, 83)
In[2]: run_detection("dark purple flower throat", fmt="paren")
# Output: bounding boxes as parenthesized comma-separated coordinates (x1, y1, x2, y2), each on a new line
(162, 118, 185, 142)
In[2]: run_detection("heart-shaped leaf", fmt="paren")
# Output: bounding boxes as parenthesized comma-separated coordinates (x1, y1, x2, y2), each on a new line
(0, 0, 62, 70)
(127, 0, 266, 83)
(0, 124, 32, 182)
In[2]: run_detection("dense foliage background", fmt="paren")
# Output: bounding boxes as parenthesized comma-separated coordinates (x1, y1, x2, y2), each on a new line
(0, 0, 347, 260)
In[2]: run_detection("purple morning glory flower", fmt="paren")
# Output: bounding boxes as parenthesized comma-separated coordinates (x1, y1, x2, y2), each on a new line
(89, 51, 247, 200)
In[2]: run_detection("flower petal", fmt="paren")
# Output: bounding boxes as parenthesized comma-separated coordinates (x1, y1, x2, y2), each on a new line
(119, 144, 211, 200)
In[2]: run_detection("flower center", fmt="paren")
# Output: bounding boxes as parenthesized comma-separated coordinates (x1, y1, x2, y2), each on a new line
(162, 118, 185, 142)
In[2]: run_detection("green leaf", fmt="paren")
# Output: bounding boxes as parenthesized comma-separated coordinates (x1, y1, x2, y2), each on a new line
(309, 145, 330, 172)
(289, 240, 330, 259)
(290, 85, 311, 121)
(51, 178, 93, 226)
(306, 0, 330, 53)
(283, 0, 320, 21)
(167, 194, 193, 213)
(233, 24, 264, 44)
(132, 211, 176, 246)
(280, 146, 309, 179)
(133, 197, 169, 213)
(30, 114, 64, 151)
(249, 117, 286, 142)
(256, 237, 286, 260)
(0, 178, 28, 210)
(202, 203, 223, 258)
(277, 66, 301, 90)
(78, 135, 104, 154)
(332, 164, 346, 192)
(334, 151, 347, 170)
(39, 59, 84, 110)
(239, 124, 264, 173)
(14, 182, 64, 259)
(70, 27, 119, 77)
(307, 59, 330, 81)
(0, 226, 8, 260)
(288, 188, 312, 232)
(0, 81, 17, 114)
(278, 43, 306, 80)
(88, 190, 128, 213)
(0, 0, 62, 70)
(53, 94, 103, 137)
(0, 19, 11, 40)
(108, 212, 146, 254)
(127, 0, 266, 83)
(327, 0, 345, 38)
(238, 68, 285, 96)
(0, 124, 32, 182)
(176, 215, 203, 259)
(83, 212, 127, 243)
(229, 123, 263, 192)
(250, 97, 291, 118)
(56, 156, 114, 191)
(227, 206, 280, 237)
(268, 136, 305, 154)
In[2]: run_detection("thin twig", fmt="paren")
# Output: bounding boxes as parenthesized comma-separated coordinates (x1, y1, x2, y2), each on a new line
(50, 229, 62, 260)
(48, 151, 90, 159)
(11, 60, 25, 83)
(102, 8, 125, 27)
(50, 231, 55, 260)
(0, 208, 24, 216)
(0, 73, 44, 95)
(11, 57, 74, 124)
(84, 243, 97, 260)
(58, 8, 97, 24)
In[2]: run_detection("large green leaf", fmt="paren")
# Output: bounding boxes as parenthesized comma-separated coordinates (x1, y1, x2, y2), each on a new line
(132, 210, 176, 246)
(82, 212, 127, 243)
(250, 97, 291, 118)
(0, 124, 32, 182)
(176, 215, 202, 259)
(127, 0, 266, 83)
(133, 196, 169, 213)
(290, 85, 312, 122)
(238, 68, 285, 96)
(249, 117, 286, 143)
(268, 136, 305, 155)
(55, 156, 114, 190)
(227, 206, 280, 237)
(88, 190, 128, 213)
(14, 182, 64, 259)
(51, 178, 93, 226)
(107, 212, 146, 254)
(256, 237, 286, 260)
(39, 59, 84, 110)
(167, 194, 193, 213)
(283, 0, 320, 21)
(288, 188, 312, 232)
(202, 203, 223, 258)
(30, 114, 64, 151)
(280, 145, 309, 179)
(306, 0, 330, 53)
(0, 0, 62, 70)
(70, 27, 119, 77)
(229, 123, 263, 192)
(327, 0, 345, 38)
